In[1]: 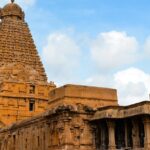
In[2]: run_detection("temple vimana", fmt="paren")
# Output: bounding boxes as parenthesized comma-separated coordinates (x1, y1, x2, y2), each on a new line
(0, 1, 150, 150)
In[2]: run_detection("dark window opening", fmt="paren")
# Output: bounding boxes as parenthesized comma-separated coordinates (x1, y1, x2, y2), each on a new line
(29, 85, 35, 94)
(13, 135, 16, 144)
(29, 99, 35, 111)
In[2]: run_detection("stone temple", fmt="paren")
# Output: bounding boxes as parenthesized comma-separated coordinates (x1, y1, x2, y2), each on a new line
(0, 1, 150, 150)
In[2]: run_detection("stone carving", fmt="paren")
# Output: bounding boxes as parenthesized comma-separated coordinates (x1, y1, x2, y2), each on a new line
(0, 2, 47, 82)
(0, 121, 5, 129)
(0, 63, 42, 83)
(0, 1, 24, 20)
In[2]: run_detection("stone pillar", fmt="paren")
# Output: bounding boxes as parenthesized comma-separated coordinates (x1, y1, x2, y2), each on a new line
(45, 123, 50, 149)
(132, 119, 140, 149)
(107, 120, 116, 150)
(143, 117, 150, 149)
(15, 132, 19, 150)
(124, 121, 128, 148)
(80, 122, 93, 146)
(62, 120, 71, 145)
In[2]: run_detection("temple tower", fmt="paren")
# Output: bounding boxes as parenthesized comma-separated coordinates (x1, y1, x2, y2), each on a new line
(0, 1, 56, 126)
(0, 0, 47, 83)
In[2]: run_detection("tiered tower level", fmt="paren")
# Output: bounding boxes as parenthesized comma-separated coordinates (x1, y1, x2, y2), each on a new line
(0, 1, 46, 83)
(0, 1, 56, 126)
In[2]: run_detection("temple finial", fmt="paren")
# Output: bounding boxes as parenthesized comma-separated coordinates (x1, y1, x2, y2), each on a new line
(11, 0, 15, 3)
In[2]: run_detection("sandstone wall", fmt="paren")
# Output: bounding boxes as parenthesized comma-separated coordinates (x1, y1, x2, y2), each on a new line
(48, 84, 118, 110)
(0, 81, 56, 126)
(0, 105, 96, 150)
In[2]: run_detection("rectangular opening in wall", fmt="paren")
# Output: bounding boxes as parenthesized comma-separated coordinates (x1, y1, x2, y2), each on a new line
(29, 85, 35, 94)
(29, 99, 35, 112)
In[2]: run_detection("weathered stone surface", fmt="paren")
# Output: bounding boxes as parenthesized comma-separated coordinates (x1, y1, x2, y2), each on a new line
(0, 1, 47, 83)
(0, 104, 95, 150)
(0, 81, 56, 126)
(92, 101, 150, 120)
(48, 84, 118, 109)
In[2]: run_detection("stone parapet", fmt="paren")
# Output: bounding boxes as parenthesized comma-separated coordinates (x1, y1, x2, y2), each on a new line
(48, 84, 118, 109)
(92, 101, 150, 120)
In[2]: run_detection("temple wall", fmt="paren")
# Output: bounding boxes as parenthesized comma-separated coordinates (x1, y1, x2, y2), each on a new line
(48, 85, 118, 110)
(0, 82, 56, 126)
(0, 105, 95, 150)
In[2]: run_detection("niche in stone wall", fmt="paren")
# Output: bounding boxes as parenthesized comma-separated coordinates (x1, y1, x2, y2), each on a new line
(29, 99, 35, 111)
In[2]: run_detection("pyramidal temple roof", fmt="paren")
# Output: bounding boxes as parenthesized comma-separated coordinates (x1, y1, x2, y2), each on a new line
(0, 1, 47, 84)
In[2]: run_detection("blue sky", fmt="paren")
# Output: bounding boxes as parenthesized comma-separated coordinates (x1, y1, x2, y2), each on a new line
(28, 0, 150, 41)
(1, 0, 150, 105)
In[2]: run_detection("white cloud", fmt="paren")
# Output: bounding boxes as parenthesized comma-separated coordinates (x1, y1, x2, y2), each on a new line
(42, 32, 80, 84)
(40, 29, 150, 105)
(91, 31, 139, 70)
(87, 31, 150, 105)
(114, 68, 150, 105)
(85, 74, 113, 88)
(85, 67, 150, 105)
(144, 36, 150, 56)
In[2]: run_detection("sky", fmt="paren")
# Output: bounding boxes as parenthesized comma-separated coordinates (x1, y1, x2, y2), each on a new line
(1, 0, 150, 105)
